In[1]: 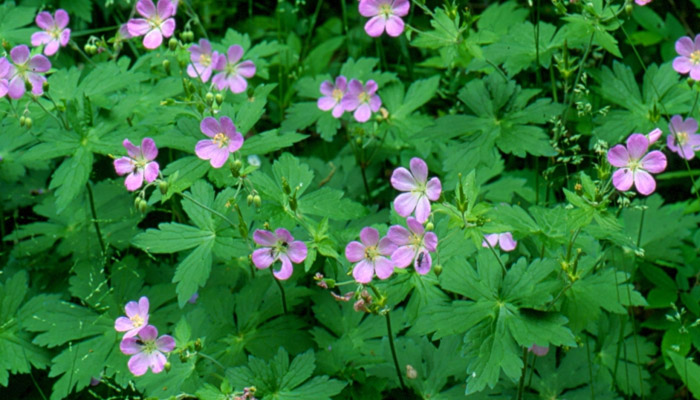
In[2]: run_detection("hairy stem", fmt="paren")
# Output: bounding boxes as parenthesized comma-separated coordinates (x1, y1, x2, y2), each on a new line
(385, 312, 406, 390)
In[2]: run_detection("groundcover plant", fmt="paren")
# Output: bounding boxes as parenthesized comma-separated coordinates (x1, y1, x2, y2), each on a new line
(2, 0, 700, 398)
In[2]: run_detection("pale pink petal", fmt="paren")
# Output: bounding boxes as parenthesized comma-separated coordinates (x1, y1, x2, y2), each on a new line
(633, 170, 656, 196)
(359, 0, 381, 17)
(144, 162, 159, 183)
(60, 29, 71, 46)
(369, 94, 382, 112)
(252, 248, 275, 269)
(414, 195, 431, 223)
(612, 168, 634, 192)
(160, 18, 175, 38)
(115, 317, 134, 332)
(147, 351, 167, 373)
(123, 139, 140, 158)
(0, 80, 7, 98)
(156, 335, 175, 352)
(387, 225, 410, 246)
(139, 325, 158, 341)
(691, 65, 700, 81)
(124, 169, 145, 191)
(639, 151, 666, 173)
(406, 217, 424, 235)
(669, 115, 684, 134)
(340, 93, 360, 111)
(391, 167, 417, 191)
(423, 231, 438, 252)
(137, 296, 150, 316)
(364, 16, 386, 37)
(426, 177, 442, 201)
(681, 117, 699, 135)
(143, 29, 163, 49)
(43, 40, 59, 56)
(253, 229, 277, 246)
(35, 12, 54, 30)
(124, 301, 140, 318)
(365, 80, 378, 95)
(318, 96, 337, 111)
(498, 233, 517, 252)
(335, 76, 347, 91)
(127, 352, 150, 376)
(674, 57, 692, 74)
(227, 133, 244, 153)
(114, 157, 135, 175)
(237, 60, 256, 78)
(31, 31, 52, 46)
(120, 337, 143, 355)
(227, 74, 248, 94)
(675, 36, 694, 57)
(377, 237, 397, 256)
(8, 76, 25, 99)
(275, 228, 294, 243)
(385, 15, 405, 37)
(227, 45, 244, 64)
(394, 192, 419, 217)
(28, 73, 46, 95)
(607, 144, 630, 167)
(10, 45, 30, 65)
(29, 55, 51, 72)
(157, 0, 175, 18)
(54, 9, 70, 29)
(414, 250, 431, 274)
(127, 19, 151, 37)
(409, 158, 428, 184)
(374, 257, 395, 280)
(208, 147, 230, 168)
(482, 234, 499, 248)
(141, 138, 158, 160)
(391, 245, 415, 268)
(392, 0, 410, 16)
(331, 104, 345, 118)
(320, 81, 334, 96)
(287, 241, 307, 263)
(136, 0, 157, 18)
(354, 103, 372, 122)
(360, 227, 379, 247)
(345, 241, 366, 263)
(273, 254, 294, 280)
(200, 117, 220, 137)
(626, 134, 649, 160)
(647, 128, 662, 144)
(219, 116, 237, 136)
(353, 259, 374, 283)
(530, 344, 549, 357)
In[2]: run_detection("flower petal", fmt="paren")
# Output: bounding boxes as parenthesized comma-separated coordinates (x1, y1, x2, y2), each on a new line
(354, 103, 372, 123)
(360, 227, 379, 247)
(254, 229, 277, 246)
(123, 138, 140, 159)
(359, 0, 381, 17)
(115, 317, 134, 332)
(275, 228, 294, 243)
(287, 241, 307, 263)
(31, 31, 52, 47)
(320, 80, 334, 96)
(392, 0, 410, 16)
(394, 192, 419, 217)
(633, 169, 656, 196)
(390, 167, 417, 191)
(317, 96, 337, 111)
(385, 15, 405, 37)
(136, 0, 156, 18)
(227, 74, 248, 94)
(405, 217, 424, 235)
(352, 259, 374, 283)
(124, 169, 145, 191)
(114, 157, 135, 175)
(143, 29, 163, 49)
(8, 76, 25, 99)
(127, 352, 149, 376)
(43, 40, 59, 56)
(426, 177, 442, 201)
(414, 250, 431, 275)
(120, 337, 143, 355)
(10, 45, 30, 65)
(612, 168, 634, 192)
(364, 15, 386, 37)
(227, 45, 244, 64)
(607, 144, 629, 167)
(675, 36, 694, 57)
(252, 248, 275, 269)
(378, 237, 397, 256)
(55, 9, 70, 29)
(482, 234, 499, 248)
(414, 195, 431, 223)
(626, 134, 649, 160)
(35, 12, 54, 30)
(156, 335, 176, 352)
(498, 232, 517, 252)
(423, 231, 438, 252)
(138, 325, 158, 341)
(127, 19, 151, 37)
(157, 0, 175, 18)
(147, 351, 167, 374)
(673, 57, 692, 74)
(143, 162, 160, 183)
(374, 257, 395, 280)
(159, 18, 175, 38)
(640, 150, 666, 173)
(391, 245, 415, 268)
(141, 137, 158, 160)
(409, 158, 428, 184)
(387, 225, 410, 245)
(273, 254, 294, 280)
(345, 241, 366, 263)
(137, 296, 150, 317)
(237, 60, 256, 78)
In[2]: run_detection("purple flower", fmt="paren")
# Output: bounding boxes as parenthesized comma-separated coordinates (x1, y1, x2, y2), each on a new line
(387, 217, 438, 275)
(608, 133, 667, 196)
(187, 39, 220, 83)
(114, 138, 160, 191)
(317, 76, 347, 118)
(127, 0, 176, 50)
(646, 127, 662, 145)
(673, 35, 700, 80)
(0, 57, 10, 98)
(635, 0, 652, 4)
(390, 158, 442, 223)
(528, 344, 549, 357)
(482, 232, 517, 252)
(31, 9, 70, 56)
(340, 79, 382, 123)
(252, 229, 307, 280)
(667, 115, 700, 160)
(195, 116, 244, 168)
(120, 325, 175, 376)
(114, 296, 150, 339)
(345, 227, 397, 284)
(5, 45, 51, 99)
(212, 45, 256, 94)
(359, 0, 409, 37)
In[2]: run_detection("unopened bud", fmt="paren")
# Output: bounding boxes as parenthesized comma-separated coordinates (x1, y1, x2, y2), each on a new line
(179, 352, 187, 363)
(194, 338, 203, 351)
(168, 38, 178, 51)
(426, 222, 434, 231)
(159, 180, 168, 195)
(24, 117, 32, 129)
(1, 39, 10, 51)
(164, 362, 171, 372)
(205, 92, 214, 106)
(232, 159, 242, 173)
(433, 264, 443, 276)
(183, 31, 194, 42)
(215, 93, 223, 105)
(247, 194, 254, 206)
(138, 198, 148, 213)
(19, 116, 26, 126)
(289, 196, 297, 211)
(162, 59, 171, 74)
(84, 43, 91, 54)
(253, 195, 261, 208)
(196, 103, 205, 114)
(281, 177, 291, 195)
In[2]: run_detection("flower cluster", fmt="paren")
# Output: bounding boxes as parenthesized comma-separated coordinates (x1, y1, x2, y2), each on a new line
(0, 45, 51, 99)
(317, 77, 382, 123)
(345, 158, 440, 284)
(114, 297, 175, 376)
(252, 228, 308, 280)
(184, 40, 256, 92)
(127, 0, 176, 49)
(359, 0, 409, 37)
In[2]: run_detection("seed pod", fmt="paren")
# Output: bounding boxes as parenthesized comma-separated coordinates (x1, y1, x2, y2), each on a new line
(281, 177, 291, 195)
(168, 38, 178, 51)
(433, 264, 443, 276)
(246, 194, 254, 206)
(215, 93, 223, 105)
(24, 117, 32, 129)
(84, 43, 92, 54)
(253, 195, 262, 208)
(205, 92, 214, 106)
(426, 222, 434, 231)
(159, 180, 168, 195)
(164, 362, 171, 372)
(138, 198, 148, 213)
(183, 31, 194, 42)
(19, 116, 26, 126)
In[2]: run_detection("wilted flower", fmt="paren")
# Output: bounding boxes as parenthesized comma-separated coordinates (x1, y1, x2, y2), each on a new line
(359, 0, 409, 37)
(482, 232, 517, 252)
(387, 217, 437, 275)
(212, 45, 256, 94)
(317, 76, 347, 118)
(31, 9, 71, 56)
(341, 79, 381, 123)
(608, 133, 666, 195)
(5, 45, 51, 99)
(346, 227, 397, 283)
(667, 115, 700, 160)
(114, 138, 160, 191)
(187, 39, 219, 83)
(673, 34, 700, 80)
(114, 296, 150, 338)
(252, 228, 307, 280)
(390, 157, 442, 223)
(120, 325, 175, 376)
(127, 0, 176, 50)
(195, 116, 244, 168)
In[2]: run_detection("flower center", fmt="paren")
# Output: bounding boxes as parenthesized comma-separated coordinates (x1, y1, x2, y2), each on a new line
(628, 159, 641, 172)
(332, 88, 344, 101)
(364, 245, 379, 260)
(675, 131, 689, 146)
(213, 132, 229, 148)
(150, 15, 164, 28)
(142, 339, 157, 354)
(273, 240, 289, 257)
(409, 233, 422, 247)
(358, 92, 370, 103)
(691, 51, 700, 65)
(50, 28, 61, 39)
(131, 314, 144, 328)
(225, 62, 239, 75)
(199, 53, 211, 67)
(379, 3, 393, 18)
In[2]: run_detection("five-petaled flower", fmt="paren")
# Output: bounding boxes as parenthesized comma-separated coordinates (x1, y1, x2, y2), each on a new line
(120, 325, 175, 376)
(390, 157, 442, 223)
(212, 45, 256, 94)
(387, 217, 438, 275)
(607, 133, 667, 196)
(187, 39, 219, 83)
(341, 79, 382, 123)
(667, 115, 700, 160)
(195, 116, 244, 168)
(31, 9, 71, 56)
(114, 296, 150, 338)
(673, 34, 700, 80)
(482, 232, 517, 252)
(5, 45, 51, 99)
(252, 229, 308, 280)
(318, 76, 348, 118)
(346, 227, 397, 284)
(127, 0, 176, 50)
(114, 138, 160, 191)
(359, 0, 409, 37)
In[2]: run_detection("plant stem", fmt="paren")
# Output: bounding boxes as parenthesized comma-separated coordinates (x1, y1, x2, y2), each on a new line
(177, 192, 237, 229)
(300, 0, 324, 63)
(517, 347, 529, 400)
(86, 182, 106, 257)
(482, 235, 507, 274)
(197, 352, 226, 370)
(271, 270, 288, 314)
(384, 312, 406, 390)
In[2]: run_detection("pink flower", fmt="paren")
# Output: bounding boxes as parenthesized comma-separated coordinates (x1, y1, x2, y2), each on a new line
(252, 229, 307, 280)
(387, 217, 438, 275)
(482, 233, 517, 252)
(120, 325, 175, 376)
(114, 296, 150, 339)
(187, 39, 220, 83)
(359, 0, 409, 37)
(114, 138, 160, 191)
(31, 9, 71, 56)
(607, 133, 667, 195)
(667, 115, 700, 160)
(5, 45, 51, 99)
(528, 344, 549, 357)
(345, 227, 397, 284)
(0, 57, 10, 98)
(195, 116, 244, 168)
(673, 34, 700, 80)
(646, 127, 662, 145)
(340, 79, 381, 123)
(212, 45, 256, 94)
(317, 76, 347, 118)
(390, 158, 441, 223)
(127, 0, 176, 50)
(635, 0, 652, 5)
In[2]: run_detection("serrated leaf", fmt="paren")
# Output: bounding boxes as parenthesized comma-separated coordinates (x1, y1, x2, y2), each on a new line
(132, 222, 214, 253)
(173, 239, 215, 307)
(240, 130, 308, 156)
(49, 146, 93, 213)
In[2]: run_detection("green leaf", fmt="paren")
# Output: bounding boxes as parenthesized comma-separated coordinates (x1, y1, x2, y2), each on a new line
(0, 4, 35, 43)
(48, 146, 93, 213)
(172, 239, 214, 307)
(668, 352, 700, 398)
(163, 156, 210, 200)
(298, 187, 366, 220)
(241, 130, 308, 156)
(236, 84, 277, 133)
(132, 222, 214, 253)
(393, 76, 441, 119)
(273, 153, 314, 197)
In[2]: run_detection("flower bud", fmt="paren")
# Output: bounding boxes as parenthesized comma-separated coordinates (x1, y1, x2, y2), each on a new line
(24, 117, 32, 129)
(253, 195, 261, 208)
(196, 103, 205, 114)
(159, 180, 168, 195)
(425, 222, 434, 231)
(246, 194, 254, 206)
(194, 338, 202, 351)
(215, 93, 224, 105)
(162, 59, 171, 75)
(134, 197, 142, 209)
(84, 43, 91, 54)
(433, 264, 443, 276)
(168, 38, 178, 51)
(138, 198, 148, 213)
(183, 31, 194, 42)
(1, 39, 10, 52)
(231, 159, 242, 175)
(289, 196, 297, 211)
(179, 352, 187, 363)
(281, 177, 291, 195)
(19, 116, 25, 126)
(205, 92, 214, 106)
(164, 362, 171, 372)
(43, 80, 49, 92)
